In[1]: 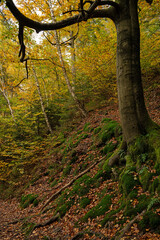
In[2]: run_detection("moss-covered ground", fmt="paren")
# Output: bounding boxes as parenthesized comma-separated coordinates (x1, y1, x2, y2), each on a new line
(0, 102, 160, 239)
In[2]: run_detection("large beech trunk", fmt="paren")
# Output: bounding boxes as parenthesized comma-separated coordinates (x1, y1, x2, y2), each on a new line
(115, 0, 151, 143)
(6, 0, 156, 144)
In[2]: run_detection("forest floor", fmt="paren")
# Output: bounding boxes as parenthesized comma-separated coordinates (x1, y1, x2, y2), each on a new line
(0, 76, 159, 240)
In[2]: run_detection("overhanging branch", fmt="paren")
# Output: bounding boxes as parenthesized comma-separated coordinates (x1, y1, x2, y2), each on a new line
(6, 0, 117, 32)
(6, 0, 118, 62)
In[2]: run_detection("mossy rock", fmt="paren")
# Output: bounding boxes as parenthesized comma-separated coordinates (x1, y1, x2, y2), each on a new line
(101, 204, 124, 226)
(83, 122, 91, 132)
(63, 164, 72, 176)
(79, 197, 91, 208)
(139, 167, 152, 191)
(20, 194, 39, 208)
(121, 170, 139, 196)
(56, 190, 75, 217)
(102, 162, 112, 178)
(124, 194, 150, 218)
(56, 198, 74, 217)
(128, 136, 150, 165)
(70, 150, 79, 164)
(72, 170, 111, 198)
(83, 194, 112, 221)
(50, 179, 57, 188)
(102, 142, 116, 155)
(149, 177, 159, 194)
(94, 126, 101, 134)
(154, 163, 160, 175)
(139, 211, 160, 232)
(72, 175, 94, 196)
(97, 119, 120, 145)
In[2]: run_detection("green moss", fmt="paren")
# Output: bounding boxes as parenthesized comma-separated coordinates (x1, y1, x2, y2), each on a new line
(148, 129, 160, 163)
(50, 179, 57, 188)
(102, 142, 116, 155)
(154, 163, 160, 175)
(139, 211, 160, 232)
(94, 126, 101, 134)
(121, 171, 138, 196)
(101, 118, 113, 124)
(83, 194, 112, 221)
(70, 150, 78, 164)
(57, 198, 74, 217)
(149, 178, 159, 193)
(63, 164, 72, 176)
(20, 194, 38, 208)
(98, 119, 119, 144)
(73, 175, 94, 196)
(102, 162, 112, 178)
(128, 136, 149, 162)
(80, 197, 91, 208)
(124, 195, 150, 218)
(93, 169, 111, 181)
(139, 167, 152, 191)
(128, 189, 138, 199)
(56, 190, 75, 217)
(83, 122, 91, 132)
(101, 204, 124, 226)
(22, 221, 36, 236)
(33, 198, 39, 207)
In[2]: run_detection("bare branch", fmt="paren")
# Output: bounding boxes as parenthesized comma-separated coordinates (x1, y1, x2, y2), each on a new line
(6, 0, 118, 62)
(6, 0, 117, 32)
(43, 24, 79, 46)
(12, 59, 29, 88)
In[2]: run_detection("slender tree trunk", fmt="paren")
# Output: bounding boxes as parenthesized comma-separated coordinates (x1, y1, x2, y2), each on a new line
(0, 64, 16, 123)
(32, 66, 53, 134)
(0, 87, 16, 123)
(70, 30, 76, 86)
(47, 0, 87, 117)
(115, 0, 151, 143)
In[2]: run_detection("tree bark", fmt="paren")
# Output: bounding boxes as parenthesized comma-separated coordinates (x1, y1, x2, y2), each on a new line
(115, 0, 151, 143)
(0, 64, 16, 123)
(6, 0, 157, 144)
(32, 66, 53, 134)
(47, 0, 87, 117)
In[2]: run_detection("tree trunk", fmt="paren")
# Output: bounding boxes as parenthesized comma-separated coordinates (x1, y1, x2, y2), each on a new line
(115, 0, 151, 144)
(70, 30, 76, 86)
(32, 66, 53, 134)
(0, 64, 16, 123)
(47, 0, 87, 117)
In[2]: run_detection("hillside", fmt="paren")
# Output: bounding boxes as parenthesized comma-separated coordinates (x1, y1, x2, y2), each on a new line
(0, 76, 160, 240)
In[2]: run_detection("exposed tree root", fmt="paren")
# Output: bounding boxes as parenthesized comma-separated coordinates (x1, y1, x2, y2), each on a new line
(71, 230, 107, 240)
(108, 140, 127, 166)
(27, 213, 60, 238)
(41, 154, 107, 212)
(114, 210, 146, 240)
(32, 213, 60, 231)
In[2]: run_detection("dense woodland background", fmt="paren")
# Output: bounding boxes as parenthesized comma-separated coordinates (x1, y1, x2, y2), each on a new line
(0, 0, 160, 239)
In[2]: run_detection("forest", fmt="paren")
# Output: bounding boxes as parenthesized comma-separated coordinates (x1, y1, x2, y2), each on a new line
(0, 0, 160, 239)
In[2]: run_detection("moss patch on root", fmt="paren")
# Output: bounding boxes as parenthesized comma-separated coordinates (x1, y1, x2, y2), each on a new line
(20, 194, 39, 208)
(83, 194, 112, 222)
